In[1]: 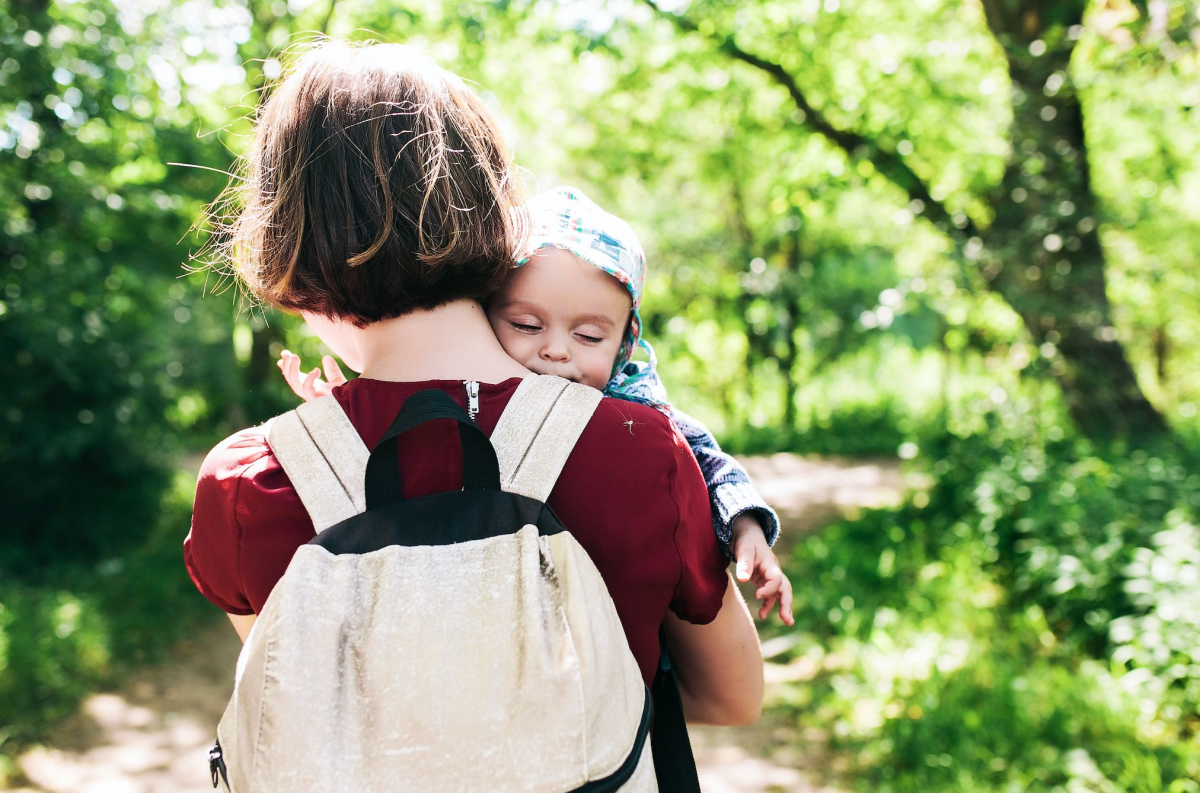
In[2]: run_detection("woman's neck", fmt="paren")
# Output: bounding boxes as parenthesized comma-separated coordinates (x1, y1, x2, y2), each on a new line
(355, 299, 530, 384)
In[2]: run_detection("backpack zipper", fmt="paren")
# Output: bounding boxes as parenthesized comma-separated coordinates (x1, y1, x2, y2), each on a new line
(463, 380, 480, 421)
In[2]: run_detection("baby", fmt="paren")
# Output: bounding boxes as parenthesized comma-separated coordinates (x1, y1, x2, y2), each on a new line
(280, 187, 793, 623)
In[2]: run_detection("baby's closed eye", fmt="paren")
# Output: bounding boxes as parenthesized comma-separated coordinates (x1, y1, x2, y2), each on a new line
(509, 321, 542, 333)
(573, 323, 610, 344)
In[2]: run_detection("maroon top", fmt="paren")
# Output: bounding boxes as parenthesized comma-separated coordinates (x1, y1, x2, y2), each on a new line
(185, 376, 728, 684)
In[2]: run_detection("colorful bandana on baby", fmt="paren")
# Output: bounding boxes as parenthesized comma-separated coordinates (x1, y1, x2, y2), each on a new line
(516, 186, 664, 404)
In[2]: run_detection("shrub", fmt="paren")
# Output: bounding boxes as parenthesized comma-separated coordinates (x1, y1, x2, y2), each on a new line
(777, 406, 1200, 791)
(0, 470, 216, 776)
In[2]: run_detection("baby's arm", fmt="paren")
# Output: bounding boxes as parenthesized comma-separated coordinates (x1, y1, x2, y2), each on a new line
(668, 408, 792, 625)
(668, 408, 781, 554)
(608, 361, 779, 549)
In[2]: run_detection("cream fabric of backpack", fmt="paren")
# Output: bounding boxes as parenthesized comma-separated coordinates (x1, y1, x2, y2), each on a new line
(208, 375, 656, 792)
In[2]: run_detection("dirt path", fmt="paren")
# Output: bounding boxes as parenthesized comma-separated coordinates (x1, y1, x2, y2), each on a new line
(691, 453, 912, 793)
(8, 453, 913, 793)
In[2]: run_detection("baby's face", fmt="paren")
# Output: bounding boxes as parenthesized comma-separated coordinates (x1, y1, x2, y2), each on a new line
(486, 247, 631, 390)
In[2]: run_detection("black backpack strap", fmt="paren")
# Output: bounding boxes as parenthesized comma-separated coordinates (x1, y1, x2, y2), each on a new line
(365, 389, 501, 509)
(651, 629, 702, 793)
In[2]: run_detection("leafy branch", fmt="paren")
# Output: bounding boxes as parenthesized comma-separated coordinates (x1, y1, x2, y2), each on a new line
(641, 0, 981, 241)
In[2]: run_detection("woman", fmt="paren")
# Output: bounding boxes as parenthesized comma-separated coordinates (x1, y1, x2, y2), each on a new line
(185, 38, 762, 728)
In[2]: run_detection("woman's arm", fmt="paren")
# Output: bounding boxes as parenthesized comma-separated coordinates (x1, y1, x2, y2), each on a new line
(229, 613, 257, 642)
(663, 572, 764, 725)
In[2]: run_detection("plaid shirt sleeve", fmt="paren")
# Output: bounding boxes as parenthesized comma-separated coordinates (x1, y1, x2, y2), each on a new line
(667, 408, 782, 561)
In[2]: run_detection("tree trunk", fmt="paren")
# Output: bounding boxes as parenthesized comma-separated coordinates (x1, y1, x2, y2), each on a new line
(979, 0, 1167, 438)
(1154, 325, 1168, 386)
(780, 217, 803, 432)
(728, 182, 765, 428)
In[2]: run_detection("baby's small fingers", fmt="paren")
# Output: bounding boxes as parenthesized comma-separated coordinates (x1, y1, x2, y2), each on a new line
(780, 580, 795, 626)
(758, 596, 777, 620)
(282, 361, 298, 388)
(281, 355, 305, 397)
(747, 563, 782, 590)
(754, 577, 783, 601)
(301, 367, 322, 401)
(734, 548, 755, 583)
(322, 355, 347, 387)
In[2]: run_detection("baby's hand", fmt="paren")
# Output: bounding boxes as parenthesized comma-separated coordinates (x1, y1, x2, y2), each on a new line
(731, 514, 795, 626)
(277, 350, 347, 402)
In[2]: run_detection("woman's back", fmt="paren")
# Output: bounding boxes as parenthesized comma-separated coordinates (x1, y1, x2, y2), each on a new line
(187, 38, 761, 729)
(185, 376, 727, 682)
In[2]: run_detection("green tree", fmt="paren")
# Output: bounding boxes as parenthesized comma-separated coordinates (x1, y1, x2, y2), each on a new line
(0, 0, 258, 565)
(642, 0, 1180, 441)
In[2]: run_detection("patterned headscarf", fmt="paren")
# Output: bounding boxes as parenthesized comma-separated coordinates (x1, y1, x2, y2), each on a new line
(516, 187, 663, 404)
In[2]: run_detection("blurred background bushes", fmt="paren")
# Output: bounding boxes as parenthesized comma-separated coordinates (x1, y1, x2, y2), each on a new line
(2, 0, 1198, 788)
(774, 409, 1200, 790)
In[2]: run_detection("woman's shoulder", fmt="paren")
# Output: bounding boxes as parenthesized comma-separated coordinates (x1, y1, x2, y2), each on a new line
(562, 395, 699, 500)
(188, 419, 314, 615)
(187, 425, 275, 616)
(196, 422, 277, 489)
(555, 393, 726, 628)
(585, 396, 690, 459)
(195, 416, 318, 519)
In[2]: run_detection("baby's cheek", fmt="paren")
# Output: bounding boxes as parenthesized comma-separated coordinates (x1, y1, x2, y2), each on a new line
(495, 333, 548, 374)
(493, 330, 528, 361)
(580, 354, 617, 390)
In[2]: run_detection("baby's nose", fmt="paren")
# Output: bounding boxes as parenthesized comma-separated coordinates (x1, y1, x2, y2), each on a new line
(539, 337, 570, 362)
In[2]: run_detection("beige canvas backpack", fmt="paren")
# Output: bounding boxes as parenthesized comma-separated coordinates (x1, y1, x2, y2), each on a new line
(207, 375, 656, 792)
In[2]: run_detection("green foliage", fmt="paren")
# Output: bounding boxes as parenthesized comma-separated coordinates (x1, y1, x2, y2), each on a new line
(0, 471, 215, 768)
(726, 398, 910, 456)
(919, 422, 1200, 654)
(1110, 514, 1200, 715)
(2, 0, 1199, 787)
(0, 0, 267, 570)
(873, 657, 1195, 793)
(0, 588, 110, 747)
(777, 406, 1200, 791)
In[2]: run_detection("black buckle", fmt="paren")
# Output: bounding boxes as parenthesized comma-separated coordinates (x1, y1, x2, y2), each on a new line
(208, 740, 229, 789)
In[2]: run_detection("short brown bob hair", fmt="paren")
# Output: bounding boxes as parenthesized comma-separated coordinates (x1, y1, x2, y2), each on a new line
(207, 39, 527, 326)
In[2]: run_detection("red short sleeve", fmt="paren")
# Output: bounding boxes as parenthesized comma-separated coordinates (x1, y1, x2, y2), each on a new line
(548, 397, 728, 679)
(183, 429, 264, 615)
(664, 420, 729, 624)
(184, 425, 318, 615)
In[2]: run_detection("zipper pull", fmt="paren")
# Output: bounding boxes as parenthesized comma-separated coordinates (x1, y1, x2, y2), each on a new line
(464, 380, 480, 421)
